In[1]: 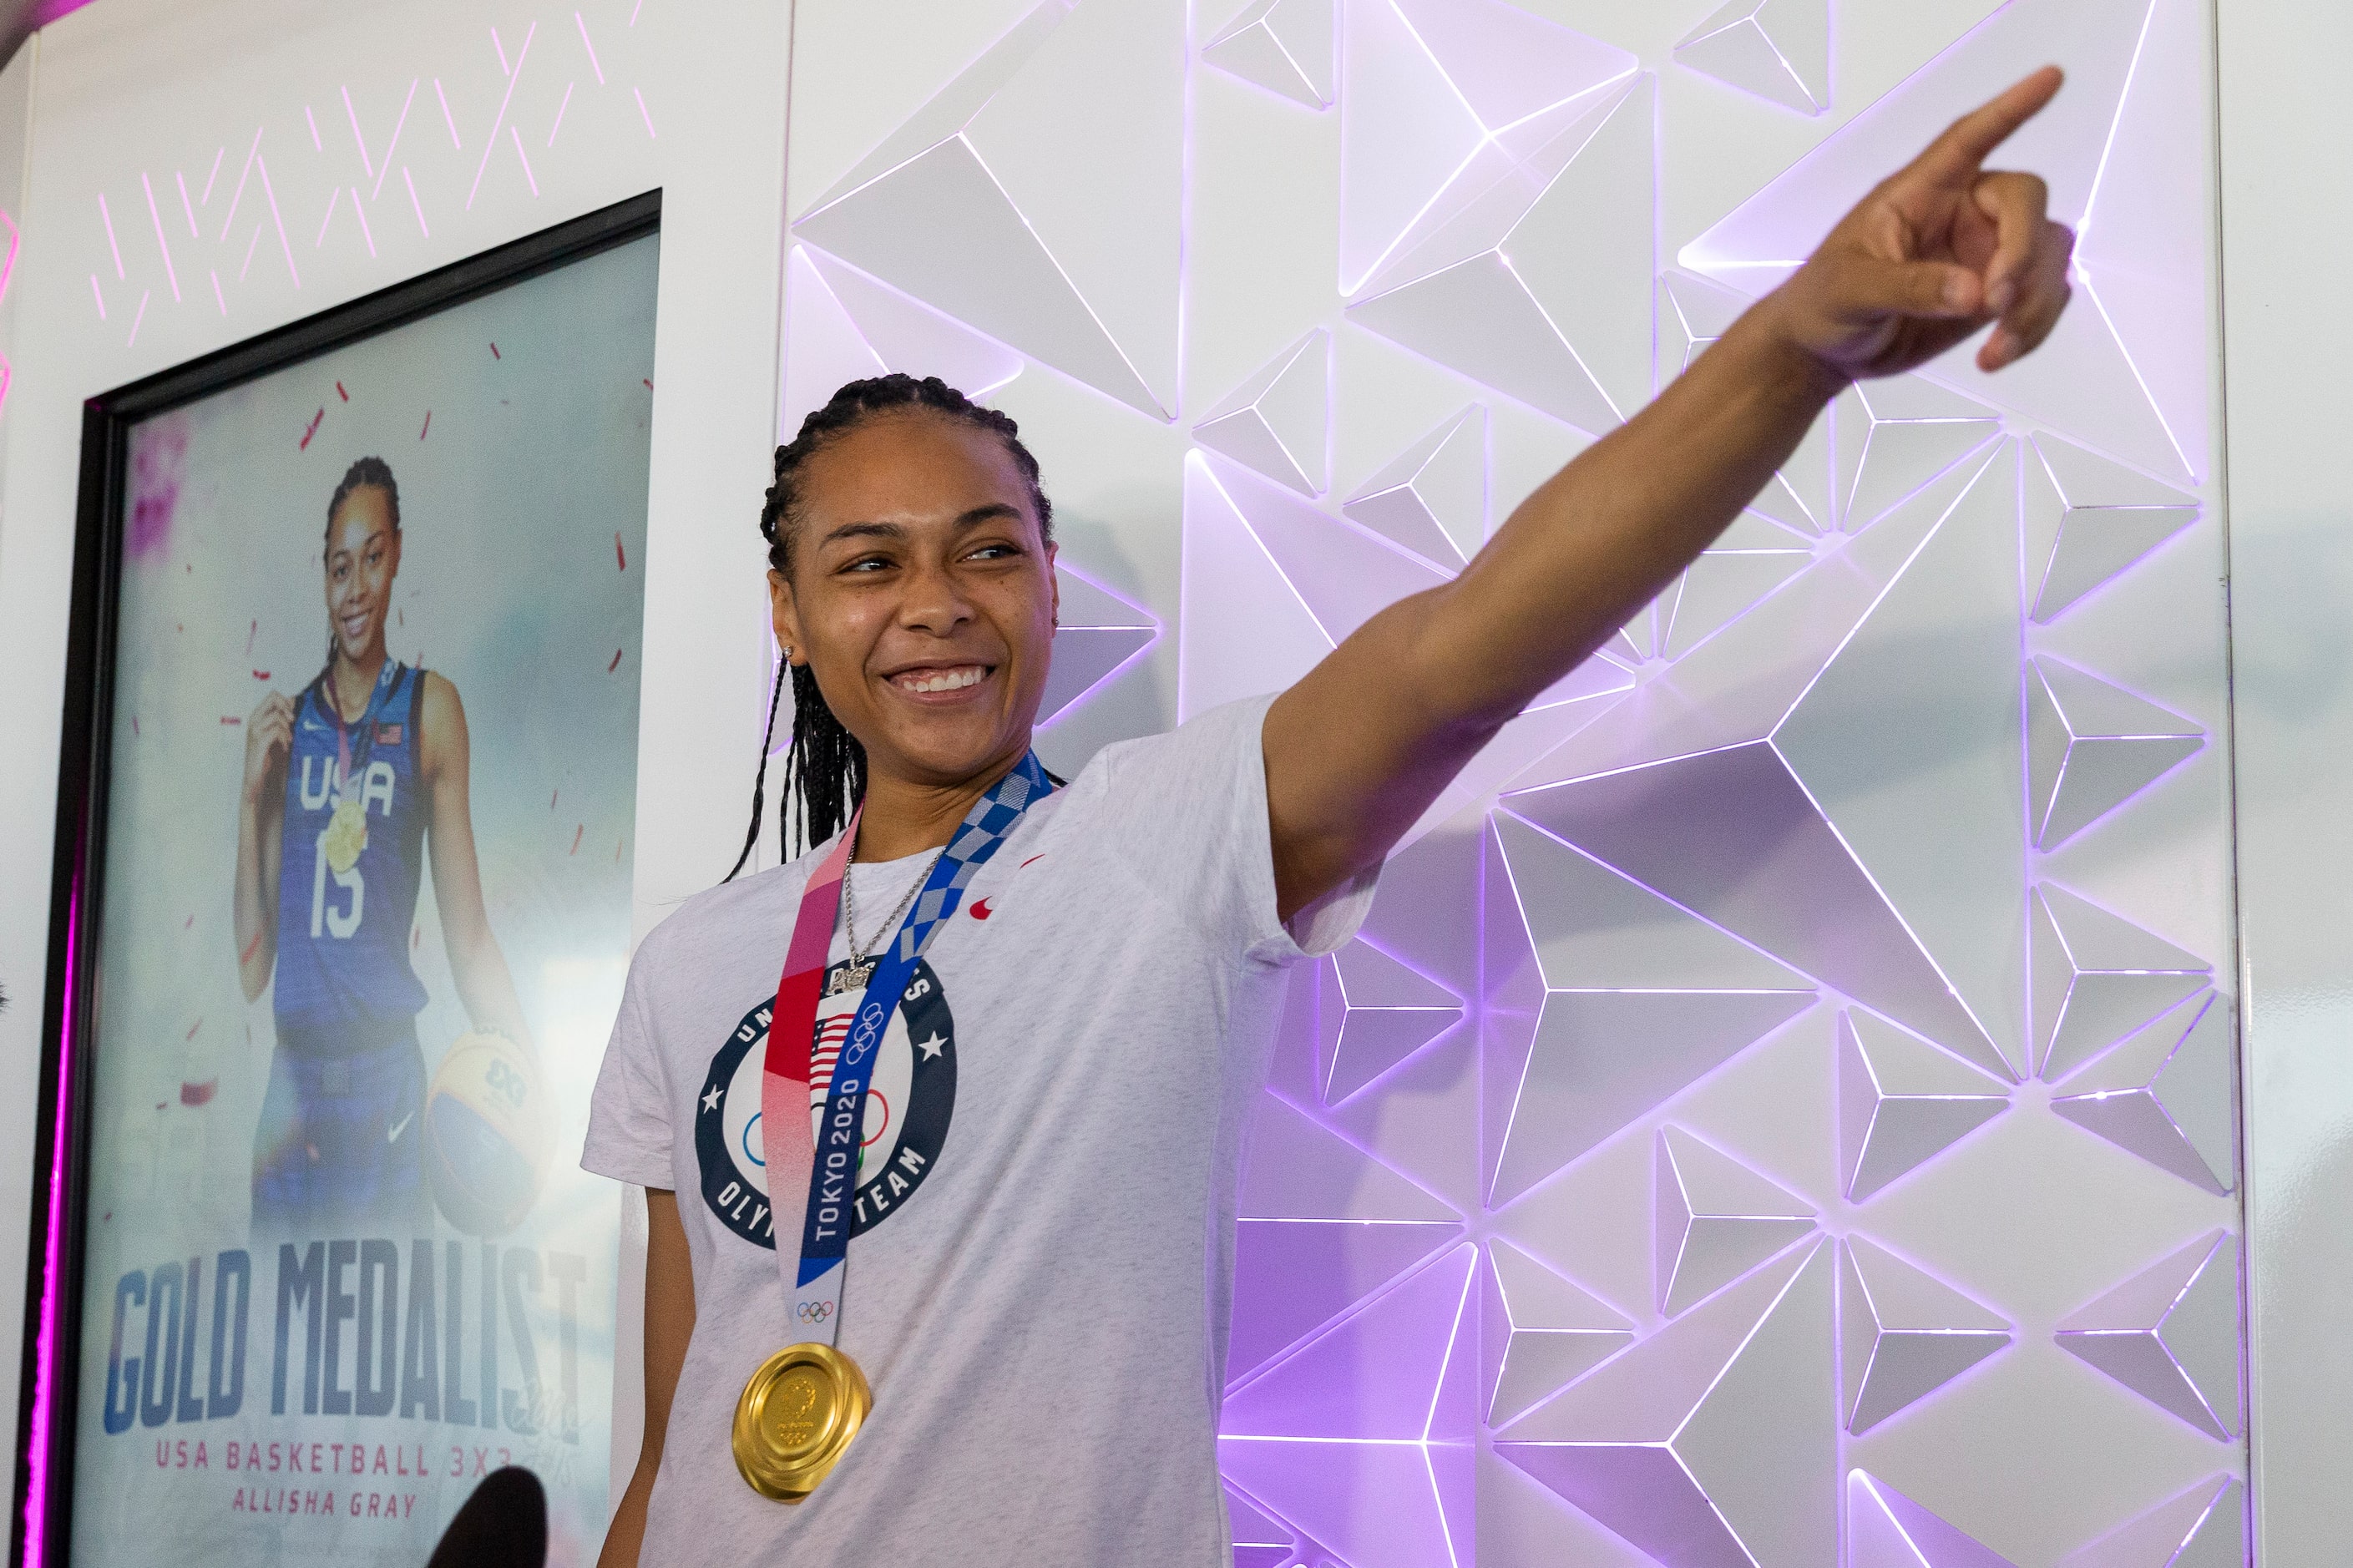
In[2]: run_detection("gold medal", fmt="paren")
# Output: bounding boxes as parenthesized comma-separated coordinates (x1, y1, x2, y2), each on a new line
(323, 797, 369, 876)
(731, 1342, 871, 1503)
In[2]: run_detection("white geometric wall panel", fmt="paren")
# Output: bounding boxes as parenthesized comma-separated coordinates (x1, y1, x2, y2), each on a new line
(1839, 1237, 2011, 1435)
(1839, 1009, 2011, 1202)
(2056, 1231, 2240, 1442)
(777, 0, 2242, 1562)
(1207, 0, 1338, 109)
(2052, 991, 2236, 1196)
(1675, 0, 1829, 117)
(2057, 1474, 2243, 1568)
(1850, 1470, 2022, 1568)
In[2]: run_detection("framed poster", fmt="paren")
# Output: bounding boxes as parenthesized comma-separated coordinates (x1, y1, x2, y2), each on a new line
(23, 190, 660, 1567)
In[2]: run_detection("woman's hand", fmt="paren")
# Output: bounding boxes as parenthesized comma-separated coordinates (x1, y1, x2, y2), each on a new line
(242, 691, 294, 809)
(1763, 66, 2076, 383)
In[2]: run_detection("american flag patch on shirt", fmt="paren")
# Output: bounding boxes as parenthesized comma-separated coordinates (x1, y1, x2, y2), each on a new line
(808, 1012, 854, 1108)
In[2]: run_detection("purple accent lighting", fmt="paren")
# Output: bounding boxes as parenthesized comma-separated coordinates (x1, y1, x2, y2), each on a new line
(1849, 1471, 2020, 1568)
(2057, 1474, 2242, 1567)
(1203, 0, 1335, 110)
(2052, 991, 2235, 1193)
(1839, 1238, 2012, 1434)
(23, 888, 78, 1568)
(1507, 742, 2008, 1076)
(2055, 1230, 2240, 1439)
(43, 0, 2239, 1553)
(1674, 0, 1829, 117)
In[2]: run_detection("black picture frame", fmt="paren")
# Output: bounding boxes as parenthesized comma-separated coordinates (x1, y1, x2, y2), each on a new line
(14, 187, 661, 1567)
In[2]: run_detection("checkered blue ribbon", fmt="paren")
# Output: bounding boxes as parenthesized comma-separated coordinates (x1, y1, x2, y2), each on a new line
(793, 752, 1055, 1305)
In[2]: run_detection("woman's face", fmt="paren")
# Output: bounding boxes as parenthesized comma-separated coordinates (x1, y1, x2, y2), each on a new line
(770, 412, 1058, 792)
(324, 484, 401, 665)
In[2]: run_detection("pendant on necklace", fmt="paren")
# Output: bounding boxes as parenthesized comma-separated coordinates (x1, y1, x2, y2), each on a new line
(827, 960, 875, 998)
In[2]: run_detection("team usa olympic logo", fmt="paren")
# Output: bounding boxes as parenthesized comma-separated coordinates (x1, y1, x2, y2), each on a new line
(695, 956, 957, 1252)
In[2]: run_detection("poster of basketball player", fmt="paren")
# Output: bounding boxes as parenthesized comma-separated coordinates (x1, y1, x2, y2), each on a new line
(45, 200, 657, 1568)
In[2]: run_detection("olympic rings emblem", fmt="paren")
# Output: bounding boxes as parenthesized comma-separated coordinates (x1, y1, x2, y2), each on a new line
(797, 1301, 836, 1324)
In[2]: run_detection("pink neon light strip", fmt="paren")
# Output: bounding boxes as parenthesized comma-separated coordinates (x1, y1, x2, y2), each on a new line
(548, 81, 574, 148)
(509, 126, 539, 197)
(341, 84, 376, 183)
(434, 78, 463, 151)
(96, 193, 122, 280)
(0, 210, 19, 306)
(22, 889, 79, 1568)
(349, 185, 376, 257)
(140, 173, 180, 301)
(217, 126, 261, 245)
(256, 154, 299, 288)
(468, 22, 536, 210)
(372, 79, 417, 200)
(575, 11, 605, 84)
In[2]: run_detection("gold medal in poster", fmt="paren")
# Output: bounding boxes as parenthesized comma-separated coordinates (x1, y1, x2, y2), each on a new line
(323, 795, 370, 875)
(731, 1343, 871, 1503)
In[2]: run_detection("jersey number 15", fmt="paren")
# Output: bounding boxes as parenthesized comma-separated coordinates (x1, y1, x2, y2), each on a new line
(310, 827, 363, 940)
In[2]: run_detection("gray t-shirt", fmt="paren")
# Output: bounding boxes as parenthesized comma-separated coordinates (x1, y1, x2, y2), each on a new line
(583, 696, 1376, 1565)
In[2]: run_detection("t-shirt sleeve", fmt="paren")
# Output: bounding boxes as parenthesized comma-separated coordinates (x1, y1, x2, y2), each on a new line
(581, 945, 676, 1190)
(1099, 693, 1379, 968)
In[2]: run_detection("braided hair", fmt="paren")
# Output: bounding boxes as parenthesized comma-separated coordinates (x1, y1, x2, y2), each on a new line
(321, 456, 402, 675)
(327, 455, 402, 539)
(724, 374, 1055, 881)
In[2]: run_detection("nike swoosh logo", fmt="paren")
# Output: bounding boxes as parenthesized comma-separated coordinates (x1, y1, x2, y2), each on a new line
(387, 1112, 414, 1144)
(970, 898, 994, 920)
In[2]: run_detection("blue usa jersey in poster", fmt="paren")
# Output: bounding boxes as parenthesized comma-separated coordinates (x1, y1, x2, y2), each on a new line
(271, 660, 431, 1047)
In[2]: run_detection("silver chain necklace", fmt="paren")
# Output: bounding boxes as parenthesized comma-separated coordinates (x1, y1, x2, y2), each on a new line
(832, 830, 949, 996)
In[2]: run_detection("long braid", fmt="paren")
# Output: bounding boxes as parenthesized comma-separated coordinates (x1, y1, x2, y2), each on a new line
(779, 660, 871, 856)
(722, 656, 790, 883)
(735, 374, 1055, 873)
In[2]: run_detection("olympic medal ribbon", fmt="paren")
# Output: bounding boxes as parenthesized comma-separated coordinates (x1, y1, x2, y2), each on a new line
(737, 754, 1053, 1500)
(326, 659, 402, 793)
(757, 818, 859, 1316)
(785, 753, 1055, 1338)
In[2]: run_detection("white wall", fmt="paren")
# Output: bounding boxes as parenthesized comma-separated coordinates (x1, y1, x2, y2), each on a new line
(0, 0, 790, 1507)
(2217, 0, 2353, 1556)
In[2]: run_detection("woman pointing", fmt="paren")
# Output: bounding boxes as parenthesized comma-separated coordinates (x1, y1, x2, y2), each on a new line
(586, 68, 2076, 1567)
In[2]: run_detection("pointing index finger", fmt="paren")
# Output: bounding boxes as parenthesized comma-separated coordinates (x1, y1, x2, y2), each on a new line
(1908, 66, 2065, 185)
